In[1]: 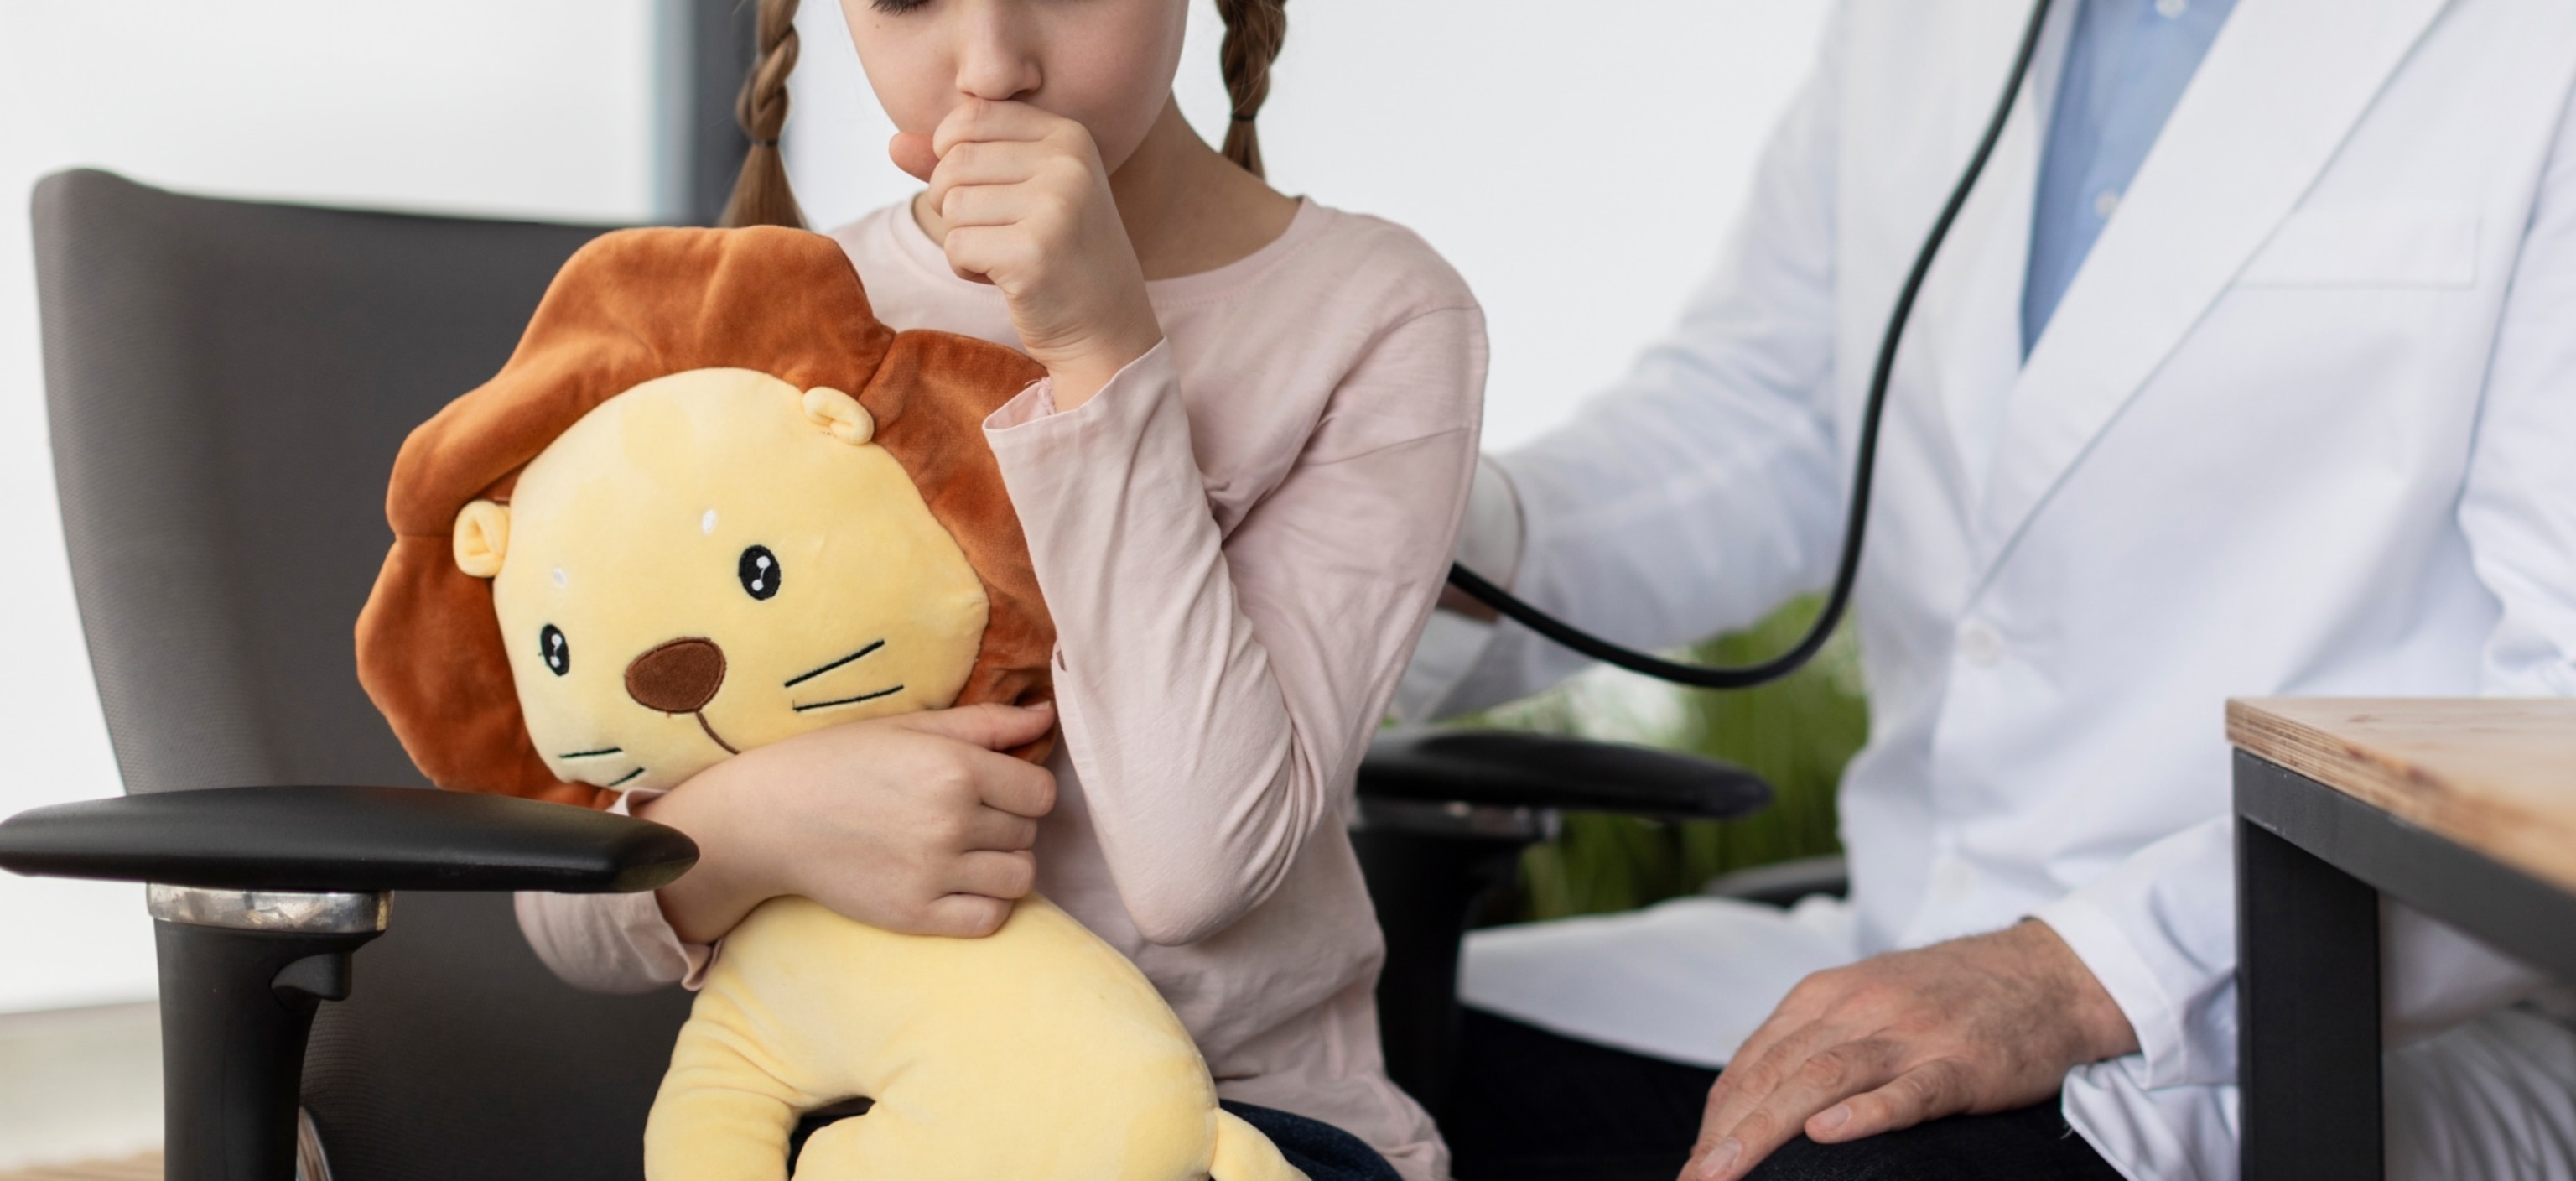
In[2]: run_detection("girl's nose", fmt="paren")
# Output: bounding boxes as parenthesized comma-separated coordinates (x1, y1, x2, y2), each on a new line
(953, 3, 1041, 101)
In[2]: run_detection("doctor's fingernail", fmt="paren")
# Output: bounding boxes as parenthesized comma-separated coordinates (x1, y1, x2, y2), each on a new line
(1695, 1140, 1741, 1179)
(1814, 1105, 1852, 1134)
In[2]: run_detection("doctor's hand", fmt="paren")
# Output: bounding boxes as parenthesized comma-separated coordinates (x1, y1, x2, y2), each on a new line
(641, 701, 1058, 944)
(892, 99, 1162, 411)
(1682, 919, 2137, 1181)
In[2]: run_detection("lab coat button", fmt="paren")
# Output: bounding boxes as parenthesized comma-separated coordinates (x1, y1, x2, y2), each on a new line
(1957, 621, 2004, 667)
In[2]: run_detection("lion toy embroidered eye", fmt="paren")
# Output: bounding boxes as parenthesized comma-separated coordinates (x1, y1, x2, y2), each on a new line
(356, 226, 1301, 1181)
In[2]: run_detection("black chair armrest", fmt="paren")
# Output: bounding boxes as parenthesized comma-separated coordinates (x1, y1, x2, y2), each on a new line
(0, 785, 696, 894)
(1358, 729, 1771, 823)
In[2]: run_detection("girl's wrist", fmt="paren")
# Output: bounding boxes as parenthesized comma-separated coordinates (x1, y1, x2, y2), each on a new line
(640, 766, 782, 943)
(1039, 324, 1161, 411)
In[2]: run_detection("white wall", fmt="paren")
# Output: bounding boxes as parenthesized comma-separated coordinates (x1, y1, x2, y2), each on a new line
(0, 0, 1828, 1014)
(0, 1, 666, 1015)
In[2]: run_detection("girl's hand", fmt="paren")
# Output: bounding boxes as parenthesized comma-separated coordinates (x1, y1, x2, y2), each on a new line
(895, 100, 1163, 409)
(640, 701, 1057, 942)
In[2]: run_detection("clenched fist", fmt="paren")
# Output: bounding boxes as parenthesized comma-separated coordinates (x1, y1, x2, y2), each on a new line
(896, 99, 1165, 409)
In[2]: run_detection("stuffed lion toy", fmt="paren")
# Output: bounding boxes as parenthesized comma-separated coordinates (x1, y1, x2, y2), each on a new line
(356, 226, 1301, 1181)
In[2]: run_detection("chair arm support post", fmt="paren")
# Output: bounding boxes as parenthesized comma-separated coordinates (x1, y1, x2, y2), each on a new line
(154, 910, 386, 1181)
(0, 789, 693, 1180)
(1352, 825, 1532, 1124)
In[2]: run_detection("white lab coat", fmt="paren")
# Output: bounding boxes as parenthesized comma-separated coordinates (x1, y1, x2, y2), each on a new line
(1413, 1, 2576, 1178)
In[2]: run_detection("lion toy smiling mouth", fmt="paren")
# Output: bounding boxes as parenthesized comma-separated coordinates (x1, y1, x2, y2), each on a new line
(356, 226, 1301, 1181)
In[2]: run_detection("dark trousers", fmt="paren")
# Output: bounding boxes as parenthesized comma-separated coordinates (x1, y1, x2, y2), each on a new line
(788, 1098, 1399, 1181)
(1444, 1008, 2126, 1181)
(1225, 1100, 1405, 1181)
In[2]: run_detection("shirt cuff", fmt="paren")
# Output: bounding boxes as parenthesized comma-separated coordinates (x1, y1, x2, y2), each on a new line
(984, 347, 1164, 440)
(2033, 888, 2191, 1086)
(511, 788, 716, 992)
(613, 788, 715, 988)
(2028, 814, 2239, 1090)
(511, 889, 695, 993)
(984, 377, 1060, 430)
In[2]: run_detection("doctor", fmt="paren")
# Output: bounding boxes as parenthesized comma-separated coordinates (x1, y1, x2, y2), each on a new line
(1405, 0, 2576, 1178)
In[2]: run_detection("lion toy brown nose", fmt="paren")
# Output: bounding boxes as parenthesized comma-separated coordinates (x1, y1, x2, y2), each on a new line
(626, 637, 727, 714)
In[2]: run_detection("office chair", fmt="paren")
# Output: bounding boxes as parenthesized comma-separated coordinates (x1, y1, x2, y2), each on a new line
(0, 169, 1768, 1181)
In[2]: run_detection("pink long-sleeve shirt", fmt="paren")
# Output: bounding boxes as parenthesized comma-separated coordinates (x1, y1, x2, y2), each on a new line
(514, 198, 1486, 1180)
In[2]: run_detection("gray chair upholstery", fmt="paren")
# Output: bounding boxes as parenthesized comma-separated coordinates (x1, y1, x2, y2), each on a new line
(33, 169, 693, 1180)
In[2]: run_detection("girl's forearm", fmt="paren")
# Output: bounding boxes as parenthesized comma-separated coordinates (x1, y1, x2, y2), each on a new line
(987, 328, 1483, 944)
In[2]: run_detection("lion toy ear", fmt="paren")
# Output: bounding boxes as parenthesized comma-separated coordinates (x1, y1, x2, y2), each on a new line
(802, 387, 875, 445)
(452, 500, 512, 579)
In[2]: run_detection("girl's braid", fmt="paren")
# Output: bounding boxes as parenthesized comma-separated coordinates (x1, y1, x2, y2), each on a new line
(1215, 0, 1287, 178)
(719, 0, 808, 229)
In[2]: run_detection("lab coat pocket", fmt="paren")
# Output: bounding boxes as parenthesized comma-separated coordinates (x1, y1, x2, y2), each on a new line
(2235, 205, 2480, 289)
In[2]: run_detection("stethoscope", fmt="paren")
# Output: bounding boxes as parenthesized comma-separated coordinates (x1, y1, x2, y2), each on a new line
(1444, 0, 2056, 689)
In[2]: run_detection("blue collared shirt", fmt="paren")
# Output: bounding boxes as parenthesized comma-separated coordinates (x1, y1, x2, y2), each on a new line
(2024, 0, 2239, 354)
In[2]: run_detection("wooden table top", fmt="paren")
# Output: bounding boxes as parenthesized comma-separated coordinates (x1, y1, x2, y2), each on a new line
(2229, 698, 2576, 895)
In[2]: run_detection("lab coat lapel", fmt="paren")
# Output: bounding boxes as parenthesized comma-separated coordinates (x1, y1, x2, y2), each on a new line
(1923, 66, 2045, 510)
(1970, 0, 2453, 577)
(1865, 0, 2062, 522)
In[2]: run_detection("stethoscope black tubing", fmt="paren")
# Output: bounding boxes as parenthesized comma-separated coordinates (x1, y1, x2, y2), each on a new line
(1445, 0, 2058, 690)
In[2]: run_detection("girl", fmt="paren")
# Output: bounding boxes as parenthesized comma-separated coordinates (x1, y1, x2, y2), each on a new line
(518, 1, 1484, 1177)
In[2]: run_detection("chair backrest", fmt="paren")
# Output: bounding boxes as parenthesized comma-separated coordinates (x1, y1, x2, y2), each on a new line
(32, 169, 693, 1180)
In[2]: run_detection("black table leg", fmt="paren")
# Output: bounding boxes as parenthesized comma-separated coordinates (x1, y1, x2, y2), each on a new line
(2237, 759, 2383, 1180)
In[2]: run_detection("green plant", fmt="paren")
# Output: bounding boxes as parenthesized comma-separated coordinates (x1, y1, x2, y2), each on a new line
(1462, 597, 1867, 923)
